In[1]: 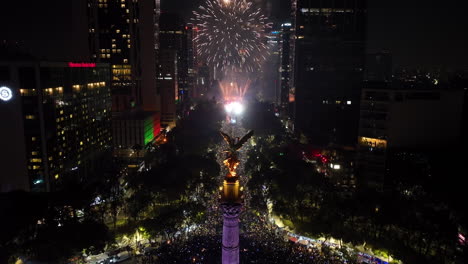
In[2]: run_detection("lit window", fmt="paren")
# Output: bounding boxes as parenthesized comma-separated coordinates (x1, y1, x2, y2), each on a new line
(55, 174, 59, 179)
(80, 141, 83, 145)
(112, 44, 116, 48)
(100, 54, 106, 58)
(32, 165, 41, 170)
(106, 54, 111, 58)
(30, 158, 42, 163)
(32, 151, 38, 155)
(25, 115, 36, 120)
(347, 101, 352, 105)
(31, 137, 37, 141)
(116, 29, 120, 33)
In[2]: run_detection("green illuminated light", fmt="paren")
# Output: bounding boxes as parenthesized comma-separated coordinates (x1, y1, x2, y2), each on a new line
(144, 118, 154, 145)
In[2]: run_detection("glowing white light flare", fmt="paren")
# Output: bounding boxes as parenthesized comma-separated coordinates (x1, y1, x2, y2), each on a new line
(224, 101, 244, 115)
(225, 103, 234, 113)
(232, 102, 244, 115)
(0, 86, 13, 101)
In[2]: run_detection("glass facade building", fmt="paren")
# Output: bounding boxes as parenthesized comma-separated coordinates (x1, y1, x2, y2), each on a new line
(0, 61, 111, 192)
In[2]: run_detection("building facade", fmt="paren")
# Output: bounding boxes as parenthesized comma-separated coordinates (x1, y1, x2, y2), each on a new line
(0, 61, 111, 192)
(159, 13, 189, 103)
(87, 0, 160, 112)
(357, 82, 465, 189)
(279, 22, 294, 118)
(158, 49, 178, 128)
(293, 0, 367, 147)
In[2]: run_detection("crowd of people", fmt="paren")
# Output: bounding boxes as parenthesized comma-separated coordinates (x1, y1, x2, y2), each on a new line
(134, 209, 355, 264)
(133, 122, 358, 263)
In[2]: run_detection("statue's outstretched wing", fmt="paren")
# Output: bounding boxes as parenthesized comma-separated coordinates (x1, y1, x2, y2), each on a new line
(234, 130, 253, 150)
(220, 131, 233, 147)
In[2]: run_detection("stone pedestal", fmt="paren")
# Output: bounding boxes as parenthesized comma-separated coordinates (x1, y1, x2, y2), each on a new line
(221, 203, 242, 264)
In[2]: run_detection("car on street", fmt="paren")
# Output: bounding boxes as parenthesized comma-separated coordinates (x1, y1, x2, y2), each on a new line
(108, 251, 131, 263)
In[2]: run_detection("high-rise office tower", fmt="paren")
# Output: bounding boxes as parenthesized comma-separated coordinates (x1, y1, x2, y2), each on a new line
(259, 27, 280, 103)
(87, 0, 160, 112)
(186, 23, 198, 99)
(159, 13, 189, 103)
(196, 63, 211, 98)
(279, 22, 294, 117)
(157, 49, 178, 128)
(293, 0, 367, 147)
(87, 0, 161, 151)
(0, 61, 112, 192)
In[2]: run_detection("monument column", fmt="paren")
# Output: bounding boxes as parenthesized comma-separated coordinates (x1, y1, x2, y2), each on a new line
(219, 129, 252, 264)
(221, 203, 242, 264)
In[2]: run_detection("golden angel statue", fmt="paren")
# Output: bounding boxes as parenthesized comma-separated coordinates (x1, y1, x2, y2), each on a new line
(220, 130, 254, 177)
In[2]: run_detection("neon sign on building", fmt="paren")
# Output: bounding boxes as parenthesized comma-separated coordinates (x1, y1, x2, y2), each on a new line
(0, 86, 13, 101)
(68, 62, 96, 68)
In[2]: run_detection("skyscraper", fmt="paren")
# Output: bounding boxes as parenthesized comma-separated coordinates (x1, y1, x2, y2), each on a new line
(158, 49, 178, 128)
(279, 22, 294, 117)
(293, 0, 367, 147)
(186, 23, 198, 99)
(87, 0, 161, 112)
(0, 61, 112, 192)
(159, 13, 189, 103)
(87, 0, 161, 151)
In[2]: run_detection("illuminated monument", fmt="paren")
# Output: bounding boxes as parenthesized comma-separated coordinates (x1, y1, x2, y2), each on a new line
(219, 130, 253, 264)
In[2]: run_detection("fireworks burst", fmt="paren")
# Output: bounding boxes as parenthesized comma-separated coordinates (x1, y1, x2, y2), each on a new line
(192, 0, 271, 75)
(219, 79, 251, 102)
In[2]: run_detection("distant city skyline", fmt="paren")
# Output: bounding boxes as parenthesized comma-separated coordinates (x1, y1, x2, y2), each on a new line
(160, 0, 468, 69)
(1, 0, 467, 69)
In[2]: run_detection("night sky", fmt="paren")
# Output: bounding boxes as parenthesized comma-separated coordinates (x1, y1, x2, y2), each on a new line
(1, 0, 467, 69)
